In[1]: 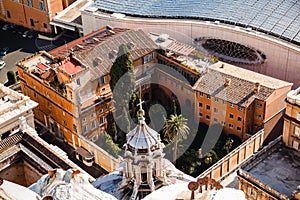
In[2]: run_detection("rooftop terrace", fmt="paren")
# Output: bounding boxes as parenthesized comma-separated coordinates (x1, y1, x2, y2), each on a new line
(239, 138, 300, 199)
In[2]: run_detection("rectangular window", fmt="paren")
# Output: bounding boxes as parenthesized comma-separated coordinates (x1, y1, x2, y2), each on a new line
(237, 127, 241, 132)
(238, 116, 242, 122)
(214, 108, 218, 113)
(238, 106, 242, 111)
(199, 113, 202, 118)
(214, 118, 218, 122)
(207, 94, 211, 100)
(206, 105, 210, 111)
(295, 126, 300, 137)
(221, 121, 225, 126)
(26, 0, 32, 6)
(43, 23, 47, 29)
(91, 113, 96, 118)
(247, 188, 257, 199)
(39, 0, 45, 11)
(222, 110, 226, 116)
(152, 52, 157, 59)
(13, 0, 20, 2)
(206, 115, 210, 120)
(214, 97, 218, 102)
(292, 140, 299, 150)
(222, 100, 226, 105)
(143, 54, 151, 64)
(30, 18, 34, 26)
(7, 11, 11, 18)
(230, 103, 234, 108)
(100, 116, 105, 125)
(199, 102, 203, 108)
(64, 120, 67, 126)
(100, 76, 106, 85)
(82, 125, 88, 134)
(82, 118, 87, 123)
(199, 92, 203, 97)
(229, 113, 234, 119)
(297, 112, 300, 121)
(91, 120, 97, 129)
(76, 78, 81, 85)
(229, 124, 233, 129)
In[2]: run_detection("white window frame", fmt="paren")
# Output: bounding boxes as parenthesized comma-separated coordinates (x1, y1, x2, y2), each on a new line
(214, 107, 218, 113)
(206, 105, 210, 111)
(99, 116, 105, 125)
(39, 0, 45, 11)
(229, 124, 233, 129)
(214, 97, 218, 102)
(230, 103, 234, 108)
(26, 0, 32, 7)
(91, 120, 97, 130)
(292, 140, 299, 150)
(199, 102, 203, 108)
(295, 126, 300, 137)
(82, 125, 88, 135)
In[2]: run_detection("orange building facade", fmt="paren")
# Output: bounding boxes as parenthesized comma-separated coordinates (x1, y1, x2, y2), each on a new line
(193, 62, 292, 141)
(17, 27, 158, 170)
(283, 87, 300, 151)
(0, 0, 74, 33)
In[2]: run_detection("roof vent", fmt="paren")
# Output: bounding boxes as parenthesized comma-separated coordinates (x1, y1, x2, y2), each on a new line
(225, 78, 231, 86)
(254, 82, 261, 93)
(158, 34, 169, 42)
(128, 42, 135, 50)
(109, 50, 117, 59)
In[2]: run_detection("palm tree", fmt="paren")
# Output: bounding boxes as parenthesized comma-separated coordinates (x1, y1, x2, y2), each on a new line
(163, 114, 189, 164)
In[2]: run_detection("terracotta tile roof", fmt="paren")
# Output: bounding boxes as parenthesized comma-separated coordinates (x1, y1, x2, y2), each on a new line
(37, 63, 49, 71)
(58, 58, 82, 75)
(50, 28, 158, 80)
(192, 62, 292, 106)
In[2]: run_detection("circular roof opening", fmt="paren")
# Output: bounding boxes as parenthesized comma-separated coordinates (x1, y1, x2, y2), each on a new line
(194, 38, 266, 65)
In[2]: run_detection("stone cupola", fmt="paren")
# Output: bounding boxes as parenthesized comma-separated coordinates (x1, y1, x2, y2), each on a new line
(119, 99, 167, 200)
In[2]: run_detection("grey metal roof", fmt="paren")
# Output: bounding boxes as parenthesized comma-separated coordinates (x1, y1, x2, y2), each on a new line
(126, 116, 162, 151)
(92, 0, 300, 46)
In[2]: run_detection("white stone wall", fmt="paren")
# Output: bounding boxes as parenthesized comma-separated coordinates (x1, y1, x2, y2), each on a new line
(81, 11, 300, 88)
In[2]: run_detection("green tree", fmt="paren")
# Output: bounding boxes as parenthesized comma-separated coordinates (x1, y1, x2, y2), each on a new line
(98, 132, 120, 157)
(109, 44, 136, 146)
(204, 150, 219, 166)
(5, 71, 18, 86)
(109, 44, 135, 92)
(106, 111, 117, 140)
(74, 26, 82, 38)
(163, 114, 189, 164)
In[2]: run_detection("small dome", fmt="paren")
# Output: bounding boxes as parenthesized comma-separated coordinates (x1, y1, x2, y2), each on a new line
(126, 116, 163, 153)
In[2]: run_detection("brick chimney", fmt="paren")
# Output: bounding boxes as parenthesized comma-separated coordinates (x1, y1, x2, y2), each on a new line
(254, 82, 261, 93)
(224, 78, 231, 86)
